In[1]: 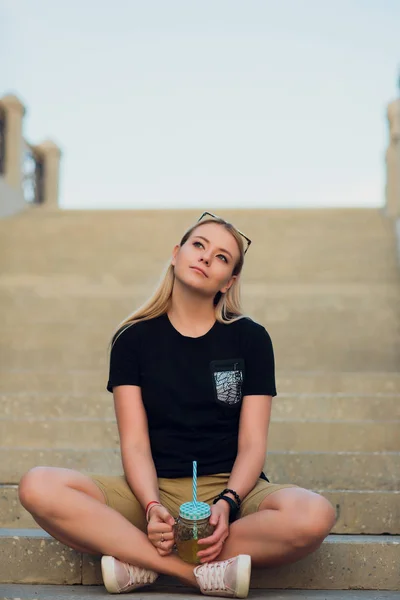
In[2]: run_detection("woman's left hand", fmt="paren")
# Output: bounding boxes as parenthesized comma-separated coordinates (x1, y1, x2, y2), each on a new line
(197, 501, 230, 563)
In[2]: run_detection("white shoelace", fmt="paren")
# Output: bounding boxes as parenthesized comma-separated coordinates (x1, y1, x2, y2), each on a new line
(126, 564, 155, 585)
(198, 559, 231, 591)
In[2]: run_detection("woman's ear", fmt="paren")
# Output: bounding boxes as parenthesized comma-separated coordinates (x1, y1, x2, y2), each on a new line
(220, 275, 237, 294)
(171, 244, 180, 267)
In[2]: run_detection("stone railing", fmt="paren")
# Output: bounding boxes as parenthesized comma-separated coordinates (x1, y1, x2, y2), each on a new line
(385, 84, 400, 265)
(0, 94, 61, 218)
(0, 107, 6, 176)
(386, 95, 400, 218)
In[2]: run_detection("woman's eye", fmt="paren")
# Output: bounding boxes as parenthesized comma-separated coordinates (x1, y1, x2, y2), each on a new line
(217, 254, 228, 263)
(193, 241, 204, 249)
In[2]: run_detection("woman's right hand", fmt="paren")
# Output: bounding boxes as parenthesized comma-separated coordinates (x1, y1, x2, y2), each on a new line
(147, 505, 176, 556)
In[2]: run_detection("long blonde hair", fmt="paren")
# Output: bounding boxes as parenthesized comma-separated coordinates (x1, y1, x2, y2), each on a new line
(110, 217, 246, 349)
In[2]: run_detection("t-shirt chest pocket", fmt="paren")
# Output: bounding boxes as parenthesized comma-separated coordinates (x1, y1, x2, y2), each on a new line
(210, 359, 245, 407)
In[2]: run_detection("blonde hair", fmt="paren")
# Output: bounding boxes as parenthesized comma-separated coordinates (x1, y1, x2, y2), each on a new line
(110, 217, 246, 349)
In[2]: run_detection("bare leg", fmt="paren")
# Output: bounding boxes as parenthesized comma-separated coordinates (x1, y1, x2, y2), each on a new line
(19, 467, 197, 587)
(205, 488, 336, 567)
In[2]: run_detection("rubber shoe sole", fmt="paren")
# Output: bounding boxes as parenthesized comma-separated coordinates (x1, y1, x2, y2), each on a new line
(101, 556, 121, 594)
(233, 554, 252, 598)
(101, 556, 159, 594)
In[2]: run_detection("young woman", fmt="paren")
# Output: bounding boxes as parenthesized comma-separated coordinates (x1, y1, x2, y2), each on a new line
(18, 213, 336, 598)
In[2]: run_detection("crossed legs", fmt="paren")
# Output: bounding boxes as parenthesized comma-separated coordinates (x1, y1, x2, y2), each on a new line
(18, 466, 336, 587)
(216, 487, 336, 567)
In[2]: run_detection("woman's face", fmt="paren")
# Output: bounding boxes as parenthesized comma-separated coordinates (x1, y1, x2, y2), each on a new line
(171, 222, 241, 297)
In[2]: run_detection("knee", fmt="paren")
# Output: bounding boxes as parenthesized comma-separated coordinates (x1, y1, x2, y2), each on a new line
(290, 495, 336, 550)
(18, 467, 55, 514)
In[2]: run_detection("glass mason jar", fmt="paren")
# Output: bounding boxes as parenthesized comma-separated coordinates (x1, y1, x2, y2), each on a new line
(175, 501, 215, 564)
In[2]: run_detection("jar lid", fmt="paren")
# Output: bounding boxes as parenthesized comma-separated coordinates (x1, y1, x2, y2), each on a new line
(179, 501, 211, 520)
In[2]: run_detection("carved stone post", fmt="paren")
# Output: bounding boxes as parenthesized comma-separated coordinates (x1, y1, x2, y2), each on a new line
(0, 94, 25, 189)
(385, 97, 400, 218)
(34, 139, 62, 210)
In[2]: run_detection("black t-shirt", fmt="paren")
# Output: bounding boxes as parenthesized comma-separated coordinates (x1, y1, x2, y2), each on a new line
(107, 313, 276, 478)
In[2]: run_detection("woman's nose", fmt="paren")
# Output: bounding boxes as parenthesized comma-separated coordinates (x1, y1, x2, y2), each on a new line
(200, 254, 211, 265)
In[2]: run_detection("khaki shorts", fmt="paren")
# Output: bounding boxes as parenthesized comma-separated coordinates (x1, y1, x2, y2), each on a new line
(89, 472, 297, 533)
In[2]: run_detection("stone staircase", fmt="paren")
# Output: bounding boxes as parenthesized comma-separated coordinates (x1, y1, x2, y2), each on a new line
(0, 208, 399, 597)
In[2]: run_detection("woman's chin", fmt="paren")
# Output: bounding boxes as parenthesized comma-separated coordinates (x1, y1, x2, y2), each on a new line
(176, 275, 214, 297)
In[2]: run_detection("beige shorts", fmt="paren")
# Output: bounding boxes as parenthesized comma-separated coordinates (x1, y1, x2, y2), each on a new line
(89, 472, 297, 533)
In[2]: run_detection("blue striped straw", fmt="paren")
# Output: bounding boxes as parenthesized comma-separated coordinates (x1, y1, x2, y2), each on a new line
(193, 461, 197, 505)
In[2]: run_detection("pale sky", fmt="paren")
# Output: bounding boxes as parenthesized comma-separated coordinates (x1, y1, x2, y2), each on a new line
(1, 0, 399, 210)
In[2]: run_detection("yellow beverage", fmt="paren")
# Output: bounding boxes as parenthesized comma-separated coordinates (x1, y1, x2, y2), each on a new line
(176, 538, 211, 565)
(175, 502, 215, 565)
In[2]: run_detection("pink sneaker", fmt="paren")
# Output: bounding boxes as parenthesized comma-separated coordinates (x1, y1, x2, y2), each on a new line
(194, 554, 251, 598)
(101, 555, 158, 594)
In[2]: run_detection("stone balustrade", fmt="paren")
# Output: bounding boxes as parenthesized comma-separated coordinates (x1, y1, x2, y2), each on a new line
(0, 93, 61, 217)
(386, 96, 400, 218)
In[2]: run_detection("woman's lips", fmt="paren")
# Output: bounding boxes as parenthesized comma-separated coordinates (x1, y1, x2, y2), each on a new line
(190, 266, 208, 277)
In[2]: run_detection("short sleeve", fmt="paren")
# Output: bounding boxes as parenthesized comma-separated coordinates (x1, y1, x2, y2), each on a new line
(242, 324, 277, 397)
(106, 325, 141, 393)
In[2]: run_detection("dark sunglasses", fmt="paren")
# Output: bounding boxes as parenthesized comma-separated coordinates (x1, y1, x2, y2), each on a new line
(197, 211, 252, 254)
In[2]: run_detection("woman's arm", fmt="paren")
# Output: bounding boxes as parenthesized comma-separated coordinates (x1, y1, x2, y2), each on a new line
(197, 395, 272, 561)
(113, 385, 160, 509)
(220, 394, 272, 505)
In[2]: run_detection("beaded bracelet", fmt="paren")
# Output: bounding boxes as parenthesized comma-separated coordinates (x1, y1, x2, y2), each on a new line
(220, 488, 241, 508)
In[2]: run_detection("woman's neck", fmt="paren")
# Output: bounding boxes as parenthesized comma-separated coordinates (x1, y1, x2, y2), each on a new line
(167, 281, 216, 337)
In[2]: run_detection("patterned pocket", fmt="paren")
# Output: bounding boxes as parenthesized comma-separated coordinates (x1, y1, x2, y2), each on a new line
(210, 359, 245, 406)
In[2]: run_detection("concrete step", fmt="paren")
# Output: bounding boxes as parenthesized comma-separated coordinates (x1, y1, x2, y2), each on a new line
(268, 420, 400, 452)
(1, 587, 399, 600)
(3, 391, 400, 421)
(0, 370, 106, 395)
(1, 392, 115, 419)
(2, 289, 400, 371)
(2, 418, 399, 452)
(0, 529, 398, 590)
(0, 419, 118, 449)
(277, 373, 400, 394)
(2, 370, 400, 395)
(272, 393, 400, 420)
(1, 448, 399, 490)
(2, 276, 400, 374)
(1, 209, 399, 283)
(4, 245, 397, 281)
(3, 484, 398, 534)
(5, 343, 400, 373)
(0, 338, 110, 370)
(2, 283, 399, 325)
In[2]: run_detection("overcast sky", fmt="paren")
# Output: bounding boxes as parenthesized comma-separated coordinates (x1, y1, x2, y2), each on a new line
(1, 0, 399, 210)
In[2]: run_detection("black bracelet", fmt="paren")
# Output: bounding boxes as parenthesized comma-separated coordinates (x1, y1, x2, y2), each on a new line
(212, 495, 239, 523)
(220, 488, 241, 508)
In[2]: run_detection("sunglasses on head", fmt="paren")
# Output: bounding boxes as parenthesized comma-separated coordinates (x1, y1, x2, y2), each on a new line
(196, 211, 252, 255)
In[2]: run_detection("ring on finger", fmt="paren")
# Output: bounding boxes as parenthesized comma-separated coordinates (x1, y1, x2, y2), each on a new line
(160, 533, 165, 543)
